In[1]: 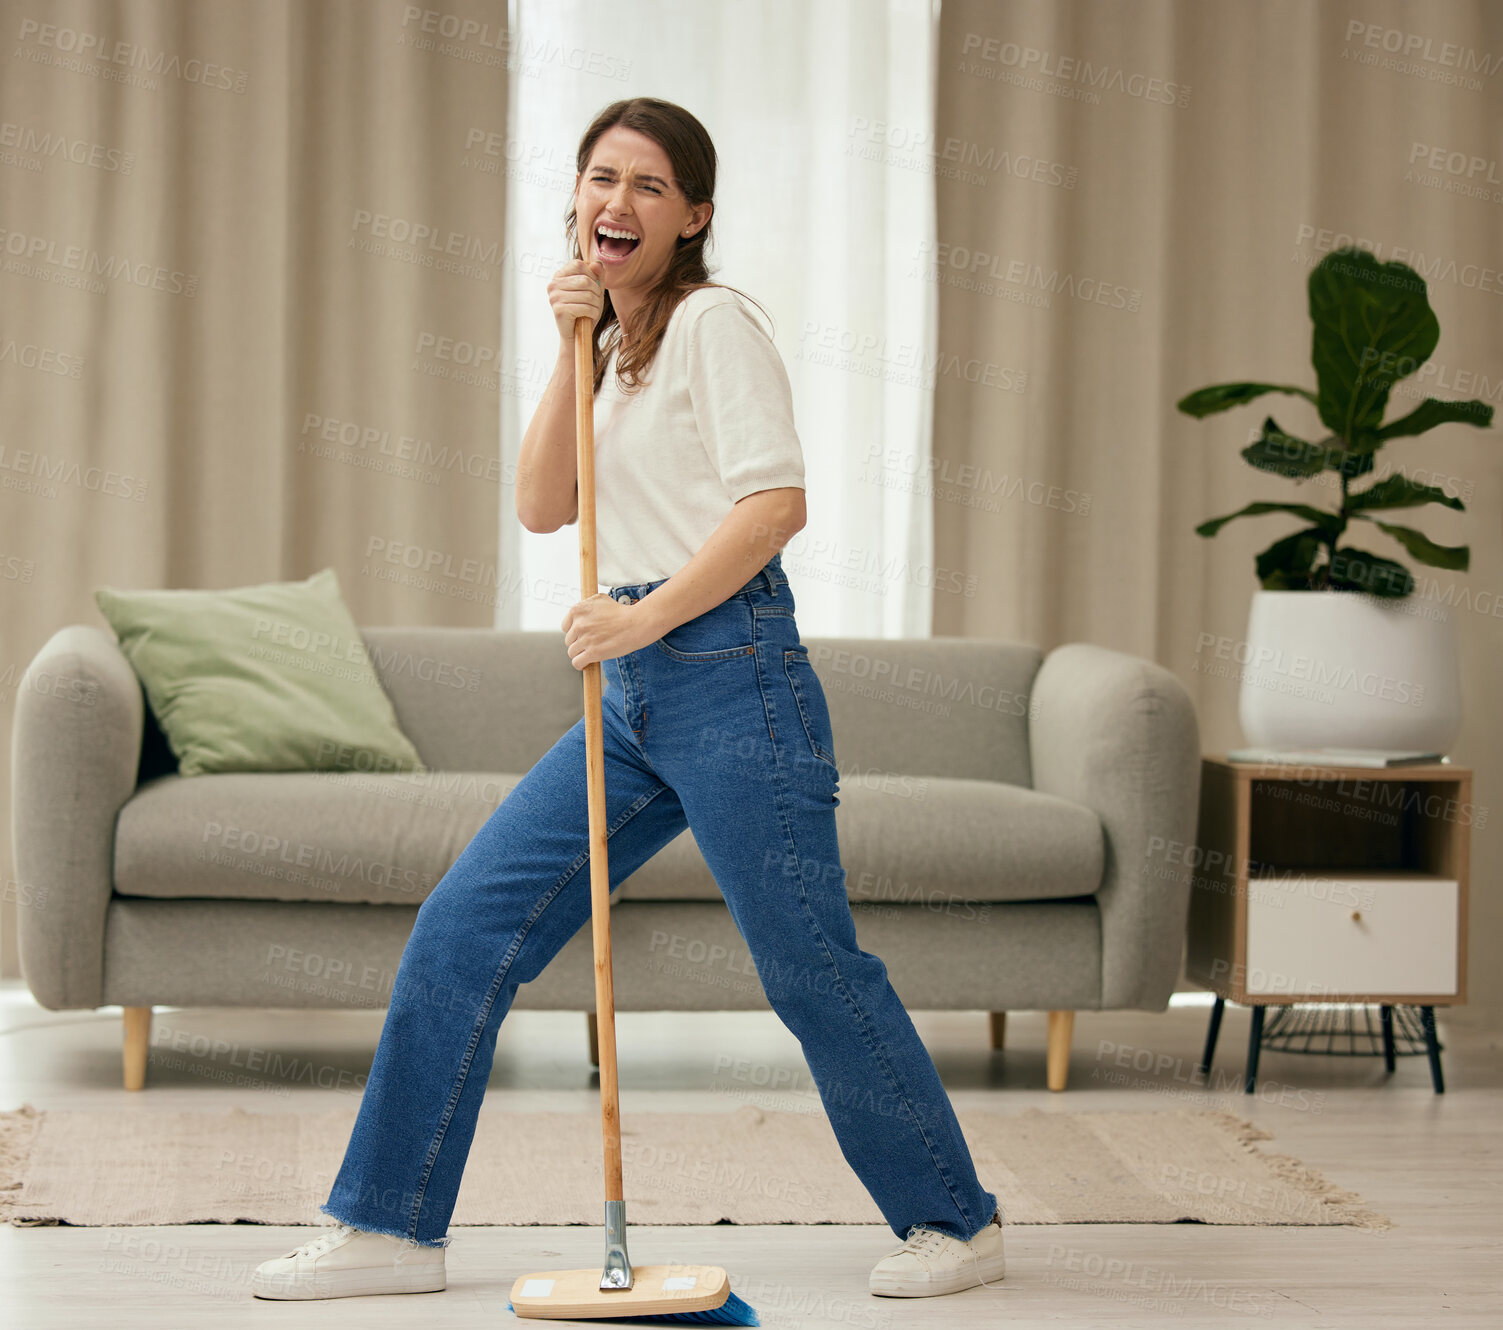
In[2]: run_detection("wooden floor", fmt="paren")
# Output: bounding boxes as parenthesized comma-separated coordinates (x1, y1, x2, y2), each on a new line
(2, 980, 1499, 1328)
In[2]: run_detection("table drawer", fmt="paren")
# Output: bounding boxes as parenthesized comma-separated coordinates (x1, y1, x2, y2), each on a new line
(1244, 872, 1458, 998)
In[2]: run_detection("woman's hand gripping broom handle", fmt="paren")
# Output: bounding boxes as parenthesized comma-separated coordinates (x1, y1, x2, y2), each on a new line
(575, 314, 633, 1292)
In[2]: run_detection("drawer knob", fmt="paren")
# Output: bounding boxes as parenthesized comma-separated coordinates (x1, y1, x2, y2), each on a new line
(1351, 909, 1362, 923)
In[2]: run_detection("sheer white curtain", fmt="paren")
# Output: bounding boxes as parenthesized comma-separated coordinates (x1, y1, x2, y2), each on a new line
(498, 0, 939, 636)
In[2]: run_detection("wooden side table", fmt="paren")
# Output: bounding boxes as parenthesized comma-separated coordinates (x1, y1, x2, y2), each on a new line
(1186, 755, 1471, 1094)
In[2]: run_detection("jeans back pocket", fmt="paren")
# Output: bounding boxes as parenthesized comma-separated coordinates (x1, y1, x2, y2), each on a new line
(783, 645, 838, 769)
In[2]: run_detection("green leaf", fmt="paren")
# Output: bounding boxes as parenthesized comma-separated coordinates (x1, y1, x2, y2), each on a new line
(1196, 501, 1343, 538)
(1235, 421, 1372, 481)
(1355, 516, 1469, 571)
(1255, 526, 1327, 588)
(1349, 473, 1465, 513)
(1324, 546, 1415, 597)
(1373, 396, 1495, 441)
(1240, 417, 1328, 478)
(1323, 437, 1375, 480)
(1176, 382, 1319, 418)
(1308, 247, 1438, 448)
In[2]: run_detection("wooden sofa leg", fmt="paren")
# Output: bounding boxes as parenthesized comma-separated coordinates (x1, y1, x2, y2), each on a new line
(1046, 1010, 1074, 1091)
(586, 1011, 599, 1067)
(988, 1011, 1007, 1050)
(123, 1006, 152, 1091)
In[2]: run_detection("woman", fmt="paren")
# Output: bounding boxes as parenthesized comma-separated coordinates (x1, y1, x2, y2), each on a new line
(253, 96, 1004, 1303)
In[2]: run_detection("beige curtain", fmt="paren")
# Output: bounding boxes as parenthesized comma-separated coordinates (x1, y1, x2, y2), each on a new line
(0, 0, 507, 974)
(5, 0, 1502, 1028)
(934, 0, 1503, 1024)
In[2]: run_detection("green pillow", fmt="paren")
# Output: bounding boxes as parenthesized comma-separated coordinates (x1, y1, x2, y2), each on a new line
(94, 567, 427, 778)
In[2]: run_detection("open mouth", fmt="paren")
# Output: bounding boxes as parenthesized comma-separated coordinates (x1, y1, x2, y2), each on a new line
(595, 225, 641, 261)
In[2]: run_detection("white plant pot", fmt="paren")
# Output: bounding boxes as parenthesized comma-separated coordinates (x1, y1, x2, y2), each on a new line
(1238, 589, 1462, 752)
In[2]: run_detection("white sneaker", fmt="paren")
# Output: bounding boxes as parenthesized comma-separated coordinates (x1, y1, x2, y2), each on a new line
(868, 1207, 1005, 1297)
(250, 1221, 447, 1300)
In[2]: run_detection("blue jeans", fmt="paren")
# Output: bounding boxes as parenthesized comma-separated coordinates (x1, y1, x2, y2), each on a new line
(320, 551, 999, 1247)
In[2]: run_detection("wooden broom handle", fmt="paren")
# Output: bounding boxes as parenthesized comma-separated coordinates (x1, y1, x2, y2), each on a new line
(575, 314, 624, 1204)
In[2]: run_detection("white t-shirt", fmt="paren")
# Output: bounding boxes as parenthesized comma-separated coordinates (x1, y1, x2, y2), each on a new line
(588, 285, 806, 589)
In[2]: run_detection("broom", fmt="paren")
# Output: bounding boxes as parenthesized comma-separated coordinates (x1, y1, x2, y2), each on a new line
(507, 312, 759, 1325)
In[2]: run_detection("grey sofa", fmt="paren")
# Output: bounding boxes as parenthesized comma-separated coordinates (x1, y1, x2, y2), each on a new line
(11, 624, 1201, 1091)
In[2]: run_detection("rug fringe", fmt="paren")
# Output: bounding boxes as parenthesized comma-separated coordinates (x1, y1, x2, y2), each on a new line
(0, 1103, 45, 1225)
(1203, 1107, 1275, 1145)
(1199, 1108, 1394, 1230)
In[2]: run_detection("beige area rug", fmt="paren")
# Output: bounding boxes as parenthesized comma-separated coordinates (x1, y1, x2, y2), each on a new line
(0, 1101, 1389, 1231)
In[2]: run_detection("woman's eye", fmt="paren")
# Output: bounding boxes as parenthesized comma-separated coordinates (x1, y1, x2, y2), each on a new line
(589, 174, 662, 195)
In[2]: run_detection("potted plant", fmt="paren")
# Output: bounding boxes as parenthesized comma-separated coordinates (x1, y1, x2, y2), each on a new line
(1178, 245, 1494, 752)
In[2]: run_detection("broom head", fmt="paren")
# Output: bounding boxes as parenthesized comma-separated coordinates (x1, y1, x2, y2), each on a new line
(508, 1262, 757, 1323)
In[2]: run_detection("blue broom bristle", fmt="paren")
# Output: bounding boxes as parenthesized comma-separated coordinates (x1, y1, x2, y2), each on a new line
(505, 1290, 759, 1325)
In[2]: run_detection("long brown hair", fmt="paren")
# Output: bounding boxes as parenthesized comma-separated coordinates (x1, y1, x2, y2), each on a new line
(566, 97, 772, 395)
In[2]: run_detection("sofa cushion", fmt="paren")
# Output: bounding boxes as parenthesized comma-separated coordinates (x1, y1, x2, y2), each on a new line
(358, 628, 1046, 789)
(810, 637, 1044, 787)
(94, 567, 425, 778)
(115, 768, 1102, 908)
(616, 774, 1102, 905)
(114, 770, 514, 907)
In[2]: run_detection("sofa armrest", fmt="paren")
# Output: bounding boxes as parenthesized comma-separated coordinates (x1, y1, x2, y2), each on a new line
(10, 625, 145, 1009)
(1028, 642, 1201, 1009)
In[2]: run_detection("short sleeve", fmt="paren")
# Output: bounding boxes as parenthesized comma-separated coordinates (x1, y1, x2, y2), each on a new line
(686, 298, 807, 503)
